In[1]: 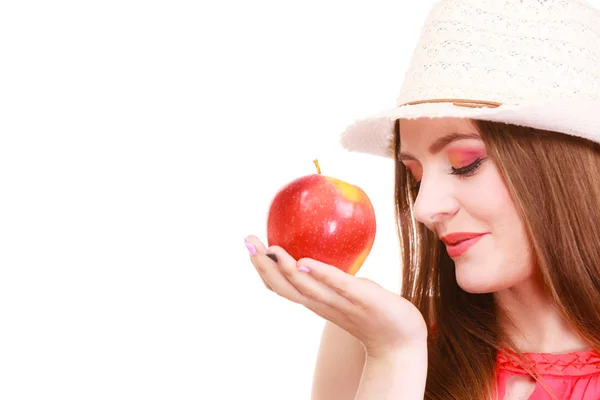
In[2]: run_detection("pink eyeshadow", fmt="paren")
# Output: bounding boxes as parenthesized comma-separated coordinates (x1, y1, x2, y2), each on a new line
(447, 149, 485, 168)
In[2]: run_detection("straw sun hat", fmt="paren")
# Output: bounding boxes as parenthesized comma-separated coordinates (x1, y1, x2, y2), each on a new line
(339, 0, 600, 159)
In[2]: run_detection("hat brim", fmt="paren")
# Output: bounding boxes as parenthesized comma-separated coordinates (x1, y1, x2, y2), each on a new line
(339, 101, 600, 159)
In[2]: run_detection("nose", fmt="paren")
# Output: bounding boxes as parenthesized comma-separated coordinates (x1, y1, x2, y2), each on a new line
(413, 173, 459, 227)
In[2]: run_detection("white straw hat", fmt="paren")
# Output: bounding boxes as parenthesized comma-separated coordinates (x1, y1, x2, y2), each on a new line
(339, 0, 600, 159)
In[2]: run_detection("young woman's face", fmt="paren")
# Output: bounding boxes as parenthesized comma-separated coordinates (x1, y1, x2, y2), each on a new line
(399, 117, 534, 293)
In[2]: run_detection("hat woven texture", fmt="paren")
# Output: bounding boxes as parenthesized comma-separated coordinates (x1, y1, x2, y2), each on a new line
(339, 0, 600, 158)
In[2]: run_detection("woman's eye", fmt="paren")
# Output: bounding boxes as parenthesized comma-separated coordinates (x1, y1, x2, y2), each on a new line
(450, 157, 485, 177)
(407, 156, 486, 194)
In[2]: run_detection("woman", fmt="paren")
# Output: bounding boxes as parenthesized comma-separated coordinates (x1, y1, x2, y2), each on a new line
(245, 0, 600, 398)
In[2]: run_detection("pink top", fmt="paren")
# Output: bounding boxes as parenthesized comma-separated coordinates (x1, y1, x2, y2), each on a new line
(496, 349, 600, 399)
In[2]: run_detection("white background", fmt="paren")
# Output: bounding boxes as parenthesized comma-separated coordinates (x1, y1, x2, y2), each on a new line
(1, 1, 599, 399)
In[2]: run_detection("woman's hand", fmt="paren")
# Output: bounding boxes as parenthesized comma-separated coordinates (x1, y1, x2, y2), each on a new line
(245, 235, 428, 358)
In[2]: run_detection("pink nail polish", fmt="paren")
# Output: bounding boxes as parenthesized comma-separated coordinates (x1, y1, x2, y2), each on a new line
(246, 242, 256, 255)
(298, 266, 310, 273)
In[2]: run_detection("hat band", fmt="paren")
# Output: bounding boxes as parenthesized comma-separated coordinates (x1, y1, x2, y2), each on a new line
(400, 98, 502, 108)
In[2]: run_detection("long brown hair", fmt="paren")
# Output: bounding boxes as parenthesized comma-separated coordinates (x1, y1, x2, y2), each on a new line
(393, 118, 600, 399)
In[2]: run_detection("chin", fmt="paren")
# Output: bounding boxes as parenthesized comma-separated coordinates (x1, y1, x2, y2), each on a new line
(456, 280, 496, 294)
(454, 262, 509, 294)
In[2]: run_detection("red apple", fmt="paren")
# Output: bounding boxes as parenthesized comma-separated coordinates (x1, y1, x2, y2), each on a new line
(266, 160, 376, 275)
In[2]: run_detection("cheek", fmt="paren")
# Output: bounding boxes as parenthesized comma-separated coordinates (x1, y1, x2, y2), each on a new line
(463, 165, 534, 272)
(461, 166, 515, 222)
(453, 165, 537, 292)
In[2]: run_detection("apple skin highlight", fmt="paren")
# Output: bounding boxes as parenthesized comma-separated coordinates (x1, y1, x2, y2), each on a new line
(266, 164, 376, 276)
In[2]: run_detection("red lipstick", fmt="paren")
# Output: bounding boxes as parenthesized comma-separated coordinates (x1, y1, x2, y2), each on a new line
(440, 232, 487, 258)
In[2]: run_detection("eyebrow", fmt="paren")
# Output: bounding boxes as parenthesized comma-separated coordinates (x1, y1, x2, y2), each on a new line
(398, 132, 482, 161)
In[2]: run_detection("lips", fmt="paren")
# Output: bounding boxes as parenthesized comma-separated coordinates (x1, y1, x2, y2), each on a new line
(440, 232, 485, 245)
(440, 232, 487, 258)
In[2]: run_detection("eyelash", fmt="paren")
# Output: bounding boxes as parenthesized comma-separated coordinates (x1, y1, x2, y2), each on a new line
(451, 157, 485, 177)
(410, 157, 485, 192)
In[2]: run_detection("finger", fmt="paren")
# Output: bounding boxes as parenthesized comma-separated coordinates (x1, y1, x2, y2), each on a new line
(259, 276, 273, 291)
(305, 304, 333, 321)
(245, 235, 281, 272)
(246, 236, 279, 264)
(245, 235, 267, 253)
(244, 237, 273, 291)
(256, 250, 346, 324)
(269, 246, 354, 312)
(245, 237, 347, 323)
(245, 237, 308, 303)
(296, 257, 368, 304)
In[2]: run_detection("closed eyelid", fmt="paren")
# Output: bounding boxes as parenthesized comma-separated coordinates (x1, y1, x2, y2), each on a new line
(403, 155, 484, 184)
(398, 133, 482, 161)
(449, 153, 481, 166)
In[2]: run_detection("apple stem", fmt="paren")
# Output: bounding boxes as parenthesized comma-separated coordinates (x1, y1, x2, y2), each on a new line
(313, 159, 321, 175)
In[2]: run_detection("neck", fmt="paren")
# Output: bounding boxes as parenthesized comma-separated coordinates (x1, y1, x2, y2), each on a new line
(494, 274, 590, 354)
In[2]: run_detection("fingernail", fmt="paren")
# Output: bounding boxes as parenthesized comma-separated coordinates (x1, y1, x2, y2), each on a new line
(266, 253, 278, 263)
(298, 266, 310, 273)
(246, 242, 256, 255)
